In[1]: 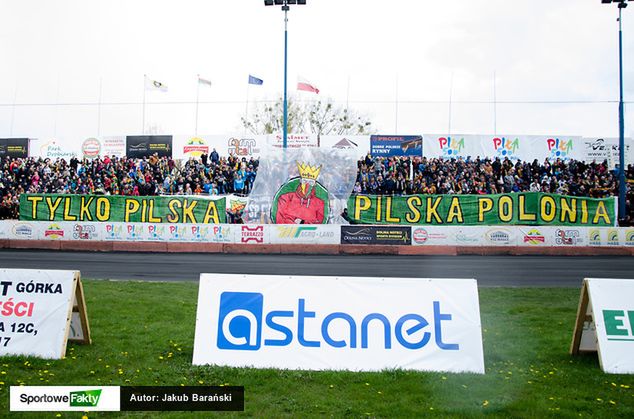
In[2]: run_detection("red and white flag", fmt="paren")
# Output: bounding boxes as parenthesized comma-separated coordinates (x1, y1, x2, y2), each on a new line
(297, 77, 319, 94)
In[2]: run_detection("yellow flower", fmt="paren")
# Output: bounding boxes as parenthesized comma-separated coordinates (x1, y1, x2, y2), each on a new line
(483, 400, 489, 407)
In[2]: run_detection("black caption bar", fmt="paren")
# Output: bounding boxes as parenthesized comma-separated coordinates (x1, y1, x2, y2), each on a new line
(120, 386, 244, 411)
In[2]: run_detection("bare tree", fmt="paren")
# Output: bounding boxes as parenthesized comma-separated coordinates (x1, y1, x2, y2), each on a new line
(242, 97, 374, 136)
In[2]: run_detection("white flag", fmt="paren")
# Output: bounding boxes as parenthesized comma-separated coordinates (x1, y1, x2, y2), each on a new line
(198, 76, 212, 87)
(145, 77, 168, 92)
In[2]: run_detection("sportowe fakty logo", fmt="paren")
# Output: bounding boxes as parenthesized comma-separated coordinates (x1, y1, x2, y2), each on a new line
(18, 389, 102, 407)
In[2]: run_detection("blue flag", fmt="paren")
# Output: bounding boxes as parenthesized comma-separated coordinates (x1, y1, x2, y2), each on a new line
(248, 75, 263, 85)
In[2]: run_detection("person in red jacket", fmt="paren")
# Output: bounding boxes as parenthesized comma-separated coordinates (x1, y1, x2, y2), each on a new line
(273, 161, 328, 224)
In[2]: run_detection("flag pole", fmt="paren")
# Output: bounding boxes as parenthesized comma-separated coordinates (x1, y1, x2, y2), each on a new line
(195, 74, 200, 136)
(142, 74, 146, 134)
(97, 76, 103, 137)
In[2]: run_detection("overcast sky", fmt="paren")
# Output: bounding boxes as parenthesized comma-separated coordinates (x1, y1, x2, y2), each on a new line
(0, 0, 632, 140)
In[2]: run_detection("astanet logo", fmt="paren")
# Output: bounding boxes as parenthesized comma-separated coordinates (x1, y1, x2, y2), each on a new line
(216, 292, 459, 351)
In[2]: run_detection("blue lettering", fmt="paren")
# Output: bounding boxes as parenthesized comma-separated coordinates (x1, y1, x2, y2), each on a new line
(361, 313, 391, 349)
(298, 299, 320, 347)
(264, 310, 293, 346)
(217, 295, 459, 351)
(395, 314, 431, 349)
(434, 301, 459, 350)
(322, 312, 357, 348)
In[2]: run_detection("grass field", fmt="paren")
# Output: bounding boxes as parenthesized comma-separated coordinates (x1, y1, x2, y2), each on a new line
(1, 280, 633, 418)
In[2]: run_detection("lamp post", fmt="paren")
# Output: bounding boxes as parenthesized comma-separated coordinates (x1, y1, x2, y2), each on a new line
(602, 0, 630, 223)
(264, 0, 306, 149)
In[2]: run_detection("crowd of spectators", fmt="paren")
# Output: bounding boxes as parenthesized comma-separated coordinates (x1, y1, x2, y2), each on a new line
(0, 153, 632, 224)
(355, 154, 631, 198)
(0, 151, 258, 219)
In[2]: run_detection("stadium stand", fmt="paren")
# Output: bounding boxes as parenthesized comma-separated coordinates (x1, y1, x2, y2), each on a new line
(1, 155, 632, 224)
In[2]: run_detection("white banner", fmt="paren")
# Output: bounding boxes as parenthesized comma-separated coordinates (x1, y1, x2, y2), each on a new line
(585, 279, 634, 374)
(1, 220, 633, 247)
(10, 386, 119, 411)
(268, 225, 340, 244)
(0, 269, 77, 359)
(193, 274, 485, 373)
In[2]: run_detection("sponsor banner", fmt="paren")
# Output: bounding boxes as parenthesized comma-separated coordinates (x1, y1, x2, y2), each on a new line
(180, 136, 210, 159)
(9, 221, 40, 240)
(0, 269, 77, 359)
(587, 228, 622, 247)
(174, 135, 266, 159)
(581, 137, 633, 168)
(41, 222, 68, 240)
(193, 274, 485, 373)
(552, 228, 585, 246)
(518, 227, 550, 246)
(126, 135, 172, 158)
(10, 386, 120, 412)
(101, 136, 126, 158)
(20, 194, 227, 224)
(421, 134, 585, 162)
(411, 226, 454, 246)
(270, 134, 318, 149)
(36, 139, 78, 160)
(341, 225, 411, 245)
(227, 136, 261, 157)
(0, 138, 29, 158)
(0, 220, 10, 239)
(370, 135, 423, 157)
(319, 135, 369, 159)
(348, 193, 616, 227)
(238, 225, 268, 244)
(269, 225, 340, 245)
(580, 279, 634, 374)
(71, 223, 101, 241)
(452, 227, 485, 246)
(483, 227, 518, 246)
(81, 138, 101, 159)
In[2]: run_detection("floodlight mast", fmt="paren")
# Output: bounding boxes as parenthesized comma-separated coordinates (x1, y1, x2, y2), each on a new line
(602, 0, 630, 223)
(264, 0, 307, 149)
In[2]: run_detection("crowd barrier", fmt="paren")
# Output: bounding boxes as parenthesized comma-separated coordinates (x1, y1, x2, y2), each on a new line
(1, 221, 633, 248)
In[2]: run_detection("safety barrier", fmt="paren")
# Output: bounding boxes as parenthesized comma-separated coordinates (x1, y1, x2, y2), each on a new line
(0, 221, 633, 255)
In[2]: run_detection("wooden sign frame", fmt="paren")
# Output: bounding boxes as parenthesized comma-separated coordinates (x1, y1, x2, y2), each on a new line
(63, 273, 91, 351)
(570, 279, 597, 355)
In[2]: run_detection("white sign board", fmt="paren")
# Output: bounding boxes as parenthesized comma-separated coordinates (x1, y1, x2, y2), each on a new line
(268, 225, 340, 244)
(571, 278, 634, 374)
(193, 274, 485, 373)
(0, 269, 82, 359)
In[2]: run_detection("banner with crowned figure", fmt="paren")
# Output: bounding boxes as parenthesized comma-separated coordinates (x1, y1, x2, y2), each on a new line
(245, 145, 357, 224)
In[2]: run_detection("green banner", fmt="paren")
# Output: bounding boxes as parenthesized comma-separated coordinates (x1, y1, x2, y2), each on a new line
(20, 194, 226, 224)
(347, 192, 616, 226)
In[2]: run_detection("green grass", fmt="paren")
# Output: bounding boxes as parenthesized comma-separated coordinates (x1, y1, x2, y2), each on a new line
(1, 281, 633, 418)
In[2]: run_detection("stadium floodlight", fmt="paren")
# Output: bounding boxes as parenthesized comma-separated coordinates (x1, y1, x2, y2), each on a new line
(264, 0, 307, 149)
(601, 0, 630, 223)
